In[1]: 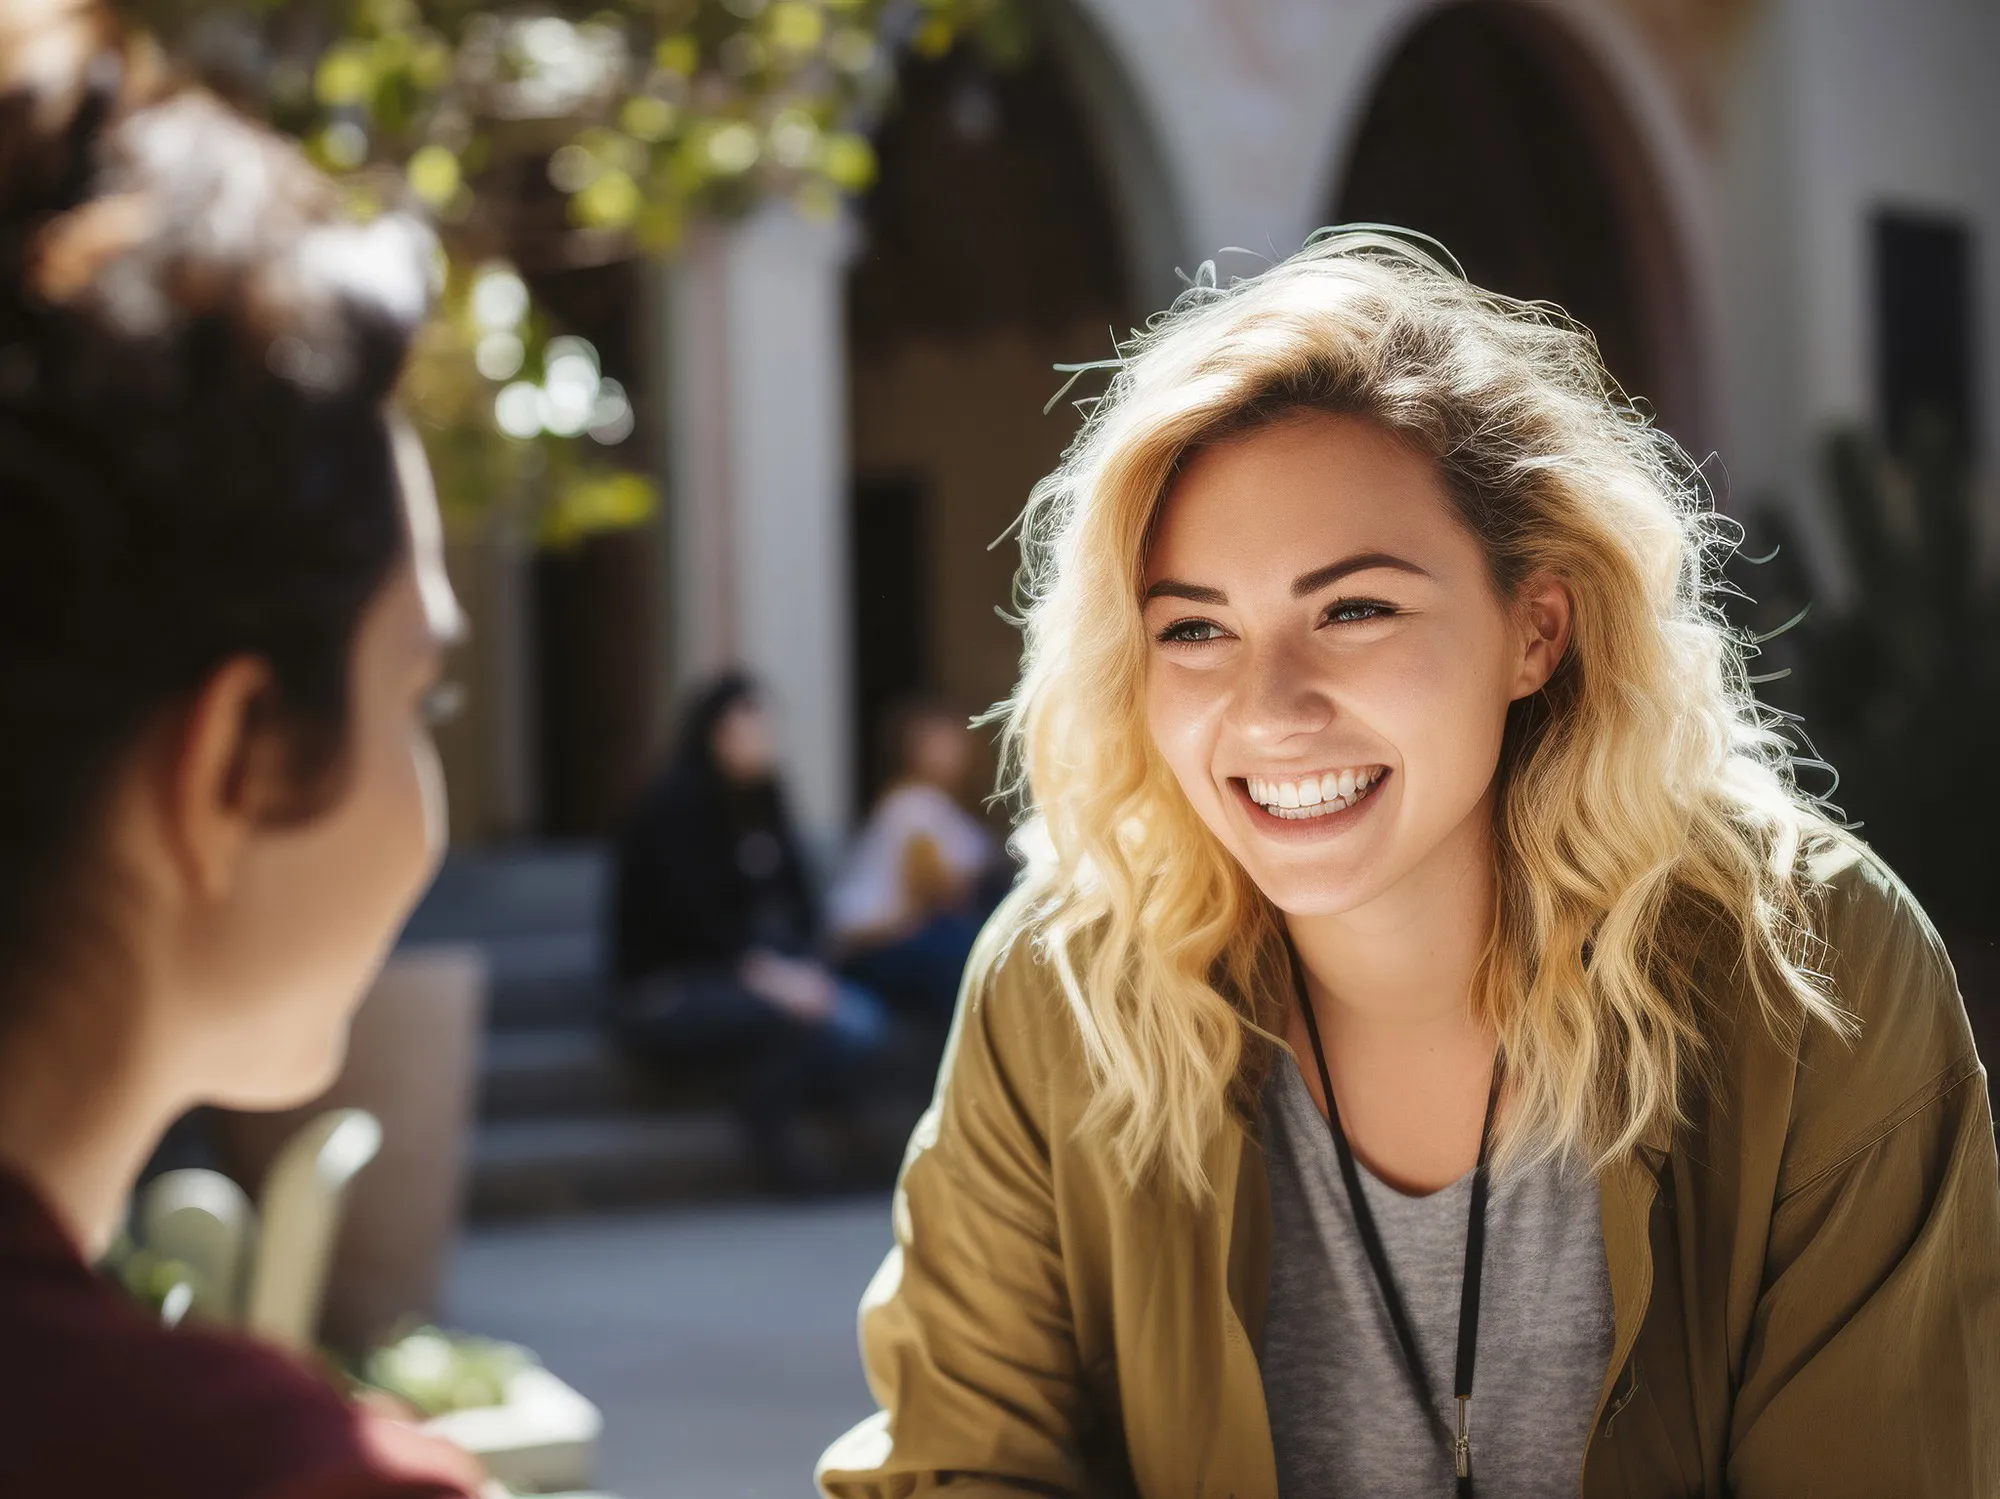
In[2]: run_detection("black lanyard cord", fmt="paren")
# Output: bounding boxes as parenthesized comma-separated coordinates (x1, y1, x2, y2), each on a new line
(1285, 939, 1503, 1498)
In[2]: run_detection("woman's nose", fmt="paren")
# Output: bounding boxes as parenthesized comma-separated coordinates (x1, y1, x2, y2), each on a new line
(1233, 634, 1333, 750)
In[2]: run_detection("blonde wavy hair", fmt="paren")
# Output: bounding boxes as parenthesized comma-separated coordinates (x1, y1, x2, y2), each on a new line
(988, 229, 1849, 1197)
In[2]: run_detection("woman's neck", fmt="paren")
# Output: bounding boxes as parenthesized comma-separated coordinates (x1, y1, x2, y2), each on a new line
(0, 1005, 184, 1259)
(1282, 795, 1501, 1193)
(1291, 791, 1495, 1018)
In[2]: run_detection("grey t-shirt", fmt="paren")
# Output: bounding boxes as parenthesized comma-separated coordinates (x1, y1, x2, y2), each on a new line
(1258, 1056, 1613, 1499)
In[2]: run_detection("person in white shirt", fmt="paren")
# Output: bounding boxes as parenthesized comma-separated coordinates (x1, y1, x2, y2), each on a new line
(829, 702, 1008, 1023)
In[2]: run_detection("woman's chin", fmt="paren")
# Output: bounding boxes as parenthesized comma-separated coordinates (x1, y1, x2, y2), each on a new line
(208, 1030, 351, 1112)
(1248, 866, 1387, 920)
(1228, 829, 1399, 919)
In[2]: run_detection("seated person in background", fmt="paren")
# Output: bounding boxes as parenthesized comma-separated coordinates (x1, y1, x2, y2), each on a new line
(610, 673, 891, 1191)
(0, 4, 481, 1495)
(827, 700, 1009, 1025)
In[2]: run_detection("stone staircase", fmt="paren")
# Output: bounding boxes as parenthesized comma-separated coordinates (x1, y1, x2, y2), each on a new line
(400, 845, 928, 1219)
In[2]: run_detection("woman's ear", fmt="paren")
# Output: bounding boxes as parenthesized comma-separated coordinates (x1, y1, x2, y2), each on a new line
(162, 656, 290, 905)
(1509, 572, 1574, 700)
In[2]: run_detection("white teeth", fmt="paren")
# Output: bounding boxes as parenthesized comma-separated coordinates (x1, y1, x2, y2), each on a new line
(1244, 767, 1384, 818)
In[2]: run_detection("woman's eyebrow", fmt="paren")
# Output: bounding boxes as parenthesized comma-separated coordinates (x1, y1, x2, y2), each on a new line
(1289, 551, 1431, 597)
(1143, 551, 1431, 606)
(1142, 578, 1228, 604)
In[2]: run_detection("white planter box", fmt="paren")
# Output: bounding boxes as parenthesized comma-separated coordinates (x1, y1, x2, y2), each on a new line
(425, 1365, 604, 1495)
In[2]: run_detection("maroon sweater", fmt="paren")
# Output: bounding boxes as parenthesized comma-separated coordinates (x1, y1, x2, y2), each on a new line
(0, 1168, 481, 1499)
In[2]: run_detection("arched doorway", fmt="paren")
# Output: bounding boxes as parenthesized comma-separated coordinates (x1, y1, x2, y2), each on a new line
(1333, 2, 1698, 437)
(846, 32, 1142, 809)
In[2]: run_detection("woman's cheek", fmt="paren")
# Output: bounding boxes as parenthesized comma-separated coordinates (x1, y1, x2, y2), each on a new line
(358, 713, 444, 921)
(412, 725, 449, 870)
(1361, 634, 1507, 809)
(1145, 669, 1221, 804)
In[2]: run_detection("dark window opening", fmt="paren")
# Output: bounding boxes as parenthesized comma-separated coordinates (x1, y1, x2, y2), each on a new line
(850, 474, 931, 810)
(1874, 210, 1978, 458)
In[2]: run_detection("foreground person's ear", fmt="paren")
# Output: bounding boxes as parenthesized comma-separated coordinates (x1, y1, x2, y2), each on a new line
(164, 656, 296, 904)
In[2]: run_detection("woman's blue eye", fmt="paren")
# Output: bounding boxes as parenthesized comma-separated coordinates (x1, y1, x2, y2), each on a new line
(1325, 599, 1394, 625)
(1157, 618, 1224, 645)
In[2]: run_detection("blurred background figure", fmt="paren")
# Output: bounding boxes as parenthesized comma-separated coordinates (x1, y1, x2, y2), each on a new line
(828, 700, 1007, 1027)
(610, 673, 891, 1193)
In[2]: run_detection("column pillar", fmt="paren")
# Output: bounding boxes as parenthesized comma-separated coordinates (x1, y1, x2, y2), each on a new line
(656, 204, 857, 851)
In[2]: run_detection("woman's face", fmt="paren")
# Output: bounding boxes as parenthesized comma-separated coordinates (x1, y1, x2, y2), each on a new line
(907, 715, 974, 790)
(1141, 413, 1568, 920)
(184, 422, 463, 1108)
(713, 697, 777, 783)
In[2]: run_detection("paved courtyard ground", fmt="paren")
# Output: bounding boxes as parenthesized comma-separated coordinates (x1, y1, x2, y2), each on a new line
(444, 1196, 894, 1499)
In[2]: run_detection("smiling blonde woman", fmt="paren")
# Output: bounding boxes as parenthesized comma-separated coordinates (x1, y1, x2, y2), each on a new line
(816, 232, 2000, 1499)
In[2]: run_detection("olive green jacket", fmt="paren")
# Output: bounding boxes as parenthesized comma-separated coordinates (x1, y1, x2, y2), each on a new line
(818, 843, 2000, 1497)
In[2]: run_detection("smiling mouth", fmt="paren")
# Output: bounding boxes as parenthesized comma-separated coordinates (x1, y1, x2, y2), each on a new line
(1236, 766, 1388, 821)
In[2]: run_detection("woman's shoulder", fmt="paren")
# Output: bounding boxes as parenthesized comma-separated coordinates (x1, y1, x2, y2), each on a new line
(961, 895, 1081, 1042)
(948, 893, 1100, 1108)
(1764, 833, 1983, 1192)
(1804, 833, 1971, 1063)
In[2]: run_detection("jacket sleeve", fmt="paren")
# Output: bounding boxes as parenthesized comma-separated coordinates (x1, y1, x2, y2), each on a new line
(1727, 893, 2000, 1496)
(817, 935, 1093, 1497)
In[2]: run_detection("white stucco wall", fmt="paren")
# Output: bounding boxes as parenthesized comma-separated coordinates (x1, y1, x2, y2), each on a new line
(1785, 0, 2000, 441)
(1718, 0, 2000, 585)
(658, 208, 856, 849)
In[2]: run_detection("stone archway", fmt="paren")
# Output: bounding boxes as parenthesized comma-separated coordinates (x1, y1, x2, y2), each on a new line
(1332, 0, 1702, 441)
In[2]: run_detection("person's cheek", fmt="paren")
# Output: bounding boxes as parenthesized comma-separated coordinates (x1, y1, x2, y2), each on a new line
(336, 716, 428, 989)
(413, 723, 448, 872)
(379, 717, 444, 922)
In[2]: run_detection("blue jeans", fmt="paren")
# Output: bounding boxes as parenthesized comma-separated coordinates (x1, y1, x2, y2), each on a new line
(613, 966, 892, 1188)
(840, 912, 982, 1025)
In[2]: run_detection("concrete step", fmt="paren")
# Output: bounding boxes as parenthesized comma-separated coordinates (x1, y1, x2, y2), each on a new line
(396, 867, 608, 1031)
(469, 1114, 750, 1218)
(475, 929, 603, 986)
(487, 968, 612, 1031)
(402, 844, 609, 945)
(478, 1026, 642, 1118)
(477, 1025, 742, 1120)
(465, 1099, 924, 1219)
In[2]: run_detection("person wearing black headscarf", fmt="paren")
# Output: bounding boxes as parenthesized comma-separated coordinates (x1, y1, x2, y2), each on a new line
(610, 672, 890, 1191)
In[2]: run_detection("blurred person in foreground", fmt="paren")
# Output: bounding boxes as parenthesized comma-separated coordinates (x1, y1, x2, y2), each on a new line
(611, 672, 891, 1192)
(818, 230, 2000, 1497)
(828, 699, 1008, 1026)
(0, 3, 483, 1497)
